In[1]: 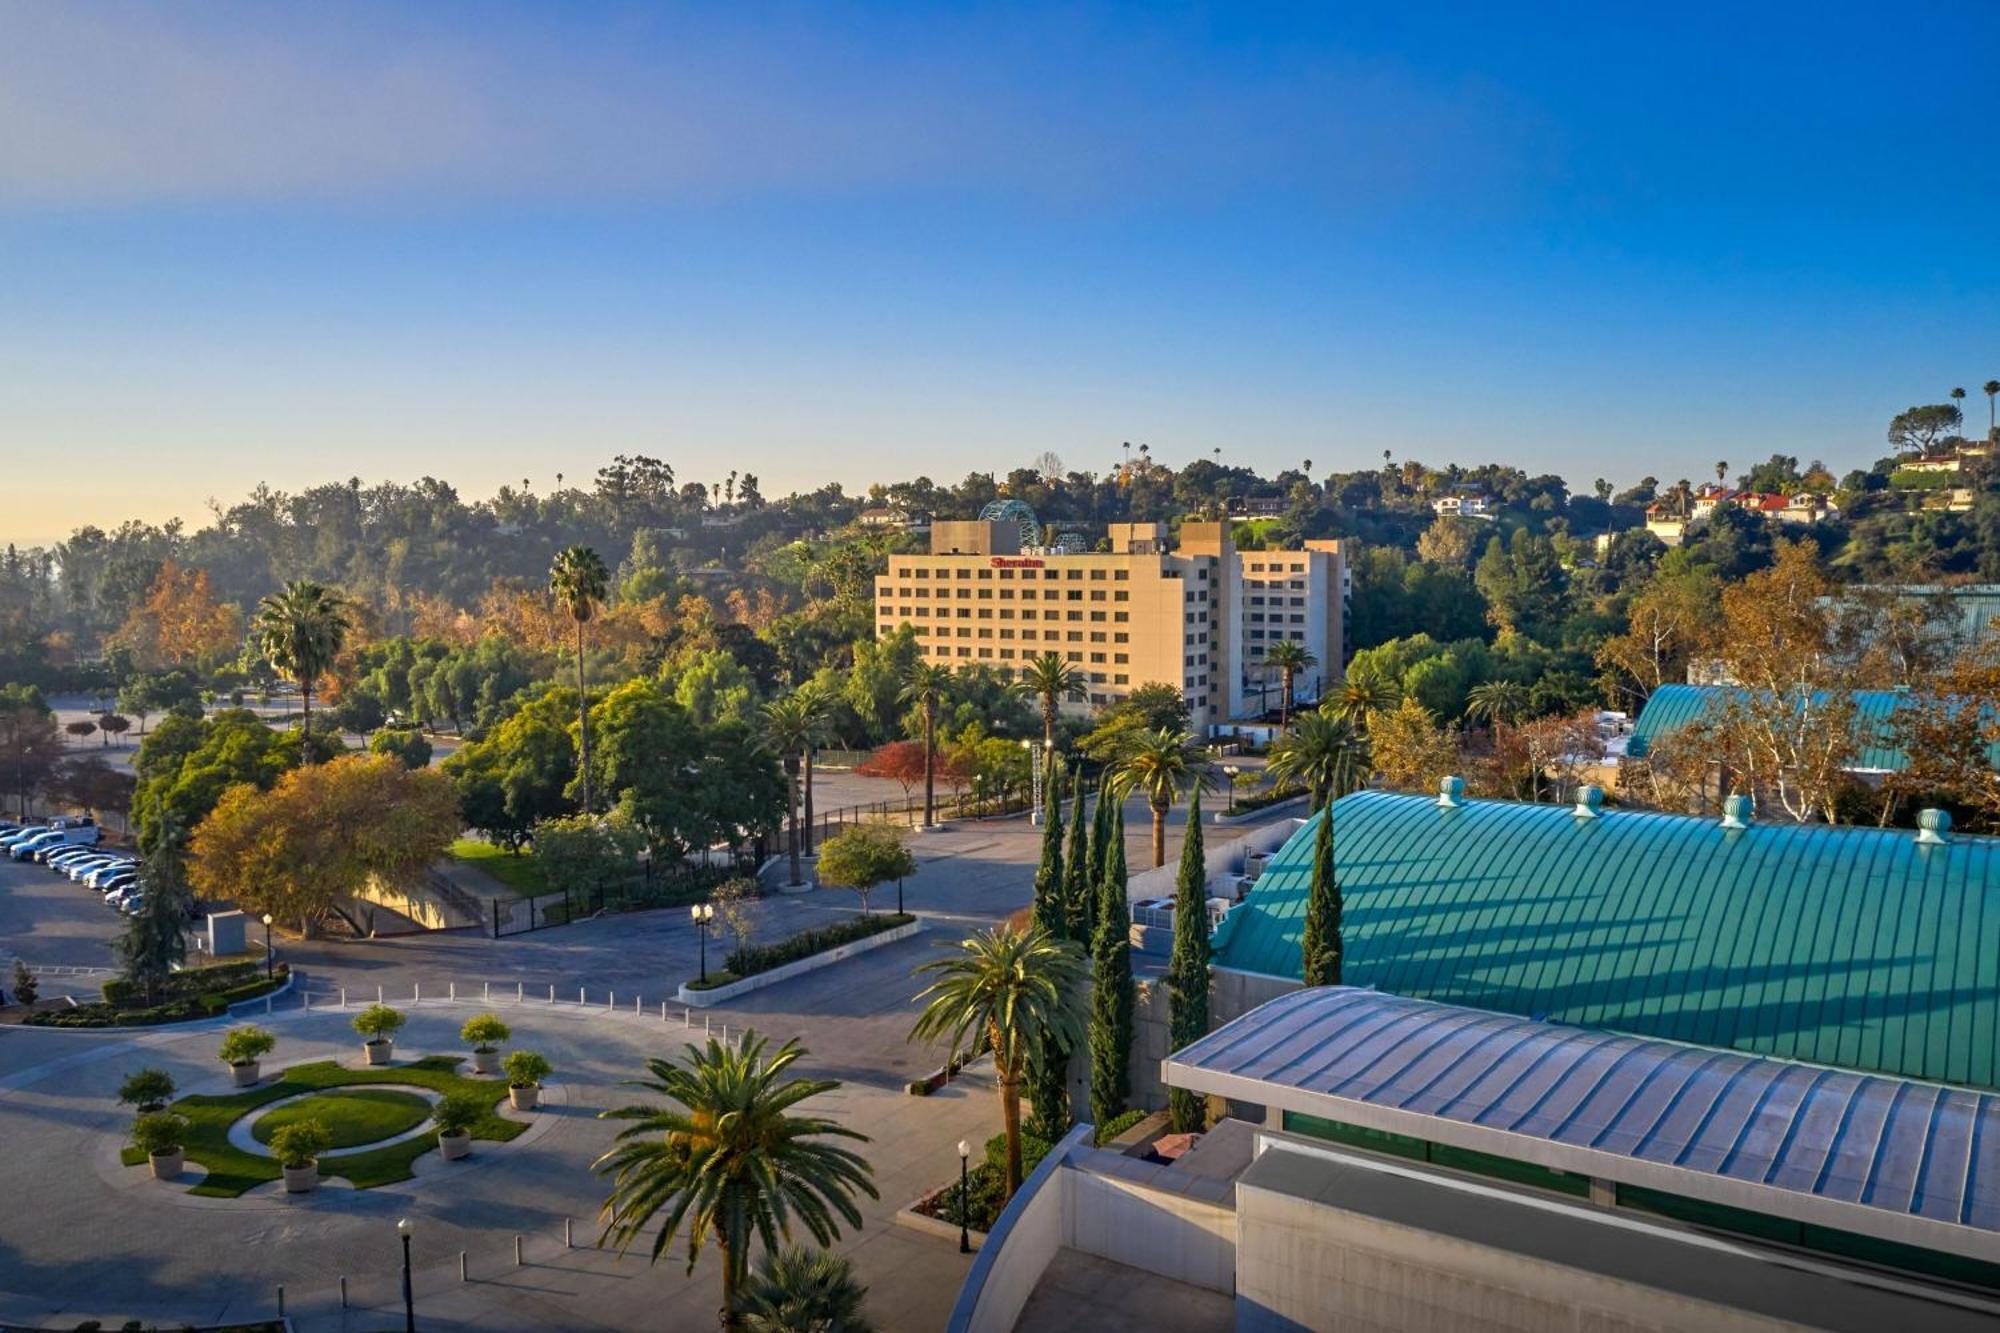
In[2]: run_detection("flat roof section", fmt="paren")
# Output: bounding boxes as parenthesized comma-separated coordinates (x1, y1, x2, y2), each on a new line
(1167, 987, 2000, 1265)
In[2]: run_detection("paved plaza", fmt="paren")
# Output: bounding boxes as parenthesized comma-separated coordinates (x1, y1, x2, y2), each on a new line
(0, 798, 1257, 1331)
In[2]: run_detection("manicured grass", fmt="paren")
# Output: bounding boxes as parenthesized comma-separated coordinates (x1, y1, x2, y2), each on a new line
(250, 1087, 433, 1149)
(119, 1056, 527, 1197)
(448, 839, 548, 896)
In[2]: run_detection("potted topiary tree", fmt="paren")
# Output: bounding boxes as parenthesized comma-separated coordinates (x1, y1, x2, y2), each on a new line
(270, 1119, 331, 1193)
(118, 1068, 177, 1114)
(460, 1013, 511, 1075)
(218, 1026, 276, 1087)
(432, 1091, 483, 1161)
(132, 1111, 190, 1181)
(503, 1050, 551, 1111)
(352, 1004, 406, 1065)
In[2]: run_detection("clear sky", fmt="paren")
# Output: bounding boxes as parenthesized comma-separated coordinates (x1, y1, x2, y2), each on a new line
(3, 2, 1997, 546)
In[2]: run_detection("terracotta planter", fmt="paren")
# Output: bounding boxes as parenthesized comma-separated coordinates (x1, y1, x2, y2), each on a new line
(230, 1061, 260, 1087)
(508, 1084, 541, 1112)
(439, 1130, 472, 1161)
(282, 1162, 319, 1193)
(472, 1048, 500, 1075)
(149, 1149, 184, 1181)
(364, 1039, 394, 1065)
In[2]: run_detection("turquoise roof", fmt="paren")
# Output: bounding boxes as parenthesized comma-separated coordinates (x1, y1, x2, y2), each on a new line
(1209, 791, 2000, 1089)
(1627, 683, 2000, 772)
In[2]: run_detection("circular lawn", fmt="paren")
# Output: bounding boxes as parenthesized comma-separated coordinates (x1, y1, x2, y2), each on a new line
(251, 1087, 434, 1149)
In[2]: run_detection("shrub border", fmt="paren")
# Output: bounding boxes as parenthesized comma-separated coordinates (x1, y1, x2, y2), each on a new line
(679, 916, 920, 1006)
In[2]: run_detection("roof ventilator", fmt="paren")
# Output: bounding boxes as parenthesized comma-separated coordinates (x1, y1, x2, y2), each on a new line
(1573, 785, 1604, 819)
(1437, 775, 1467, 809)
(1720, 793, 1753, 831)
(1916, 808, 1952, 846)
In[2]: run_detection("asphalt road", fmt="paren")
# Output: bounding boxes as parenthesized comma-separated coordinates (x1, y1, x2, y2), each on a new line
(0, 848, 132, 975)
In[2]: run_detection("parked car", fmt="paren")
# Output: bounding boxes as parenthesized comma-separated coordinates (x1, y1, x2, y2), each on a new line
(70, 856, 133, 882)
(117, 895, 146, 916)
(105, 883, 144, 908)
(98, 872, 140, 897)
(46, 848, 98, 870)
(85, 863, 136, 888)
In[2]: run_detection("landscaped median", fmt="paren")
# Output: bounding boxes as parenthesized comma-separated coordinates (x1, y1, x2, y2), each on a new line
(678, 912, 920, 1005)
(117, 1056, 526, 1196)
(25, 961, 291, 1028)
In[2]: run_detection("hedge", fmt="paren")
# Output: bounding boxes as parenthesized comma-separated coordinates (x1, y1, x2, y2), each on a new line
(27, 965, 291, 1028)
(1223, 784, 1304, 817)
(1094, 1108, 1148, 1145)
(714, 913, 914, 983)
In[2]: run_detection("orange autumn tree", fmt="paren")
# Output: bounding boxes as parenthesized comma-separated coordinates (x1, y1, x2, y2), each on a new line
(111, 560, 242, 668)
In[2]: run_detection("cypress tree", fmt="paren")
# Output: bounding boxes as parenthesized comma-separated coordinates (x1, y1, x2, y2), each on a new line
(1166, 788, 1210, 1132)
(1300, 809, 1343, 987)
(1028, 758, 1072, 1138)
(1089, 800, 1134, 1130)
(1062, 770, 1092, 941)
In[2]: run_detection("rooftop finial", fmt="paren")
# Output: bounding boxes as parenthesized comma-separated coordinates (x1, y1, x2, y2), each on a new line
(1721, 793, 1753, 830)
(1916, 808, 1952, 846)
(1573, 785, 1604, 819)
(1437, 775, 1466, 809)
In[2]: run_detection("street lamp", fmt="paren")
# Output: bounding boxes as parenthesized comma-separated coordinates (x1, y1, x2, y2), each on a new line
(397, 1217, 415, 1332)
(260, 913, 274, 980)
(691, 903, 715, 984)
(1021, 737, 1041, 825)
(957, 1140, 972, 1253)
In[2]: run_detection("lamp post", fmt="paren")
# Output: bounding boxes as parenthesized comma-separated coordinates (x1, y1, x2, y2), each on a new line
(1022, 738, 1041, 825)
(1222, 765, 1240, 816)
(397, 1217, 415, 1332)
(260, 913, 274, 980)
(691, 902, 715, 984)
(957, 1139, 972, 1253)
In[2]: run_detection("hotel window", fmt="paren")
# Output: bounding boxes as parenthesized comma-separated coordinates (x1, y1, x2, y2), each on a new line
(1114, 653, 1128, 663)
(1090, 590, 1106, 601)
(1066, 569, 1083, 580)
(957, 608, 970, 619)
(914, 569, 929, 579)
(999, 609, 1014, 620)
(1090, 653, 1106, 663)
(1113, 570, 1129, 581)
(956, 569, 972, 579)
(1067, 590, 1083, 601)
(999, 589, 1014, 599)
(1113, 633, 1129, 643)
(1090, 612, 1106, 622)
(1000, 649, 1015, 659)
(1090, 672, 1106, 683)
(1114, 591, 1129, 602)
(1022, 610, 1037, 620)
(1068, 652, 1084, 662)
(1114, 612, 1129, 623)
(977, 609, 992, 619)
(977, 588, 992, 599)
(1089, 632, 1106, 643)
(1067, 611, 1083, 622)
(977, 568, 992, 579)
(998, 568, 1015, 580)
(1067, 631, 1083, 642)
(957, 627, 971, 637)
(1114, 674, 1129, 684)
(999, 629, 1015, 640)
(1090, 569, 1107, 580)
(956, 647, 971, 657)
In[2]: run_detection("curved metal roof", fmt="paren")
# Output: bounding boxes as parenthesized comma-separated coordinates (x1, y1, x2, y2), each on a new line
(1166, 987, 2000, 1264)
(1209, 791, 2000, 1088)
(1626, 683, 2000, 772)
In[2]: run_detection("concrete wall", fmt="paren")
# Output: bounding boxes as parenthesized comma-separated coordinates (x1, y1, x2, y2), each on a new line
(946, 1125, 1090, 1333)
(1131, 964, 1300, 1108)
(349, 875, 479, 933)
(1062, 1154, 1236, 1294)
(1234, 1182, 1802, 1333)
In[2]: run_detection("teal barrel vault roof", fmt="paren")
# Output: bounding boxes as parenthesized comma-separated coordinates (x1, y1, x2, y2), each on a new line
(1208, 791, 2000, 1089)
(1626, 683, 2000, 772)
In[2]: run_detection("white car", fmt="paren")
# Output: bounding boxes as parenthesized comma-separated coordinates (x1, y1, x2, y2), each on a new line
(105, 883, 144, 908)
(64, 854, 123, 880)
(84, 863, 134, 889)
(47, 848, 101, 871)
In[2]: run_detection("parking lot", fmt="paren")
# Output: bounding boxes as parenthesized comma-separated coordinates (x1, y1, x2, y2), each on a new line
(0, 841, 135, 980)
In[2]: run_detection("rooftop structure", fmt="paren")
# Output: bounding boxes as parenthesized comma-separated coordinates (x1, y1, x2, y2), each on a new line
(1208, 789, 2000, 1088)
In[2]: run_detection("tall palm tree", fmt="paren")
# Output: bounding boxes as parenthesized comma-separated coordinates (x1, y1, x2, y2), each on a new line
(1951, 386, 1967, 431)
(253, 579, 350, 756)
(762, 695, 814, 887)
(549, 546, 610, 812)
(1261, 640, 1318, 726)
(1464, 680, 1530, 729)
(1984, 380, 1999, 437)
(1714, 460, 1728, 485)
(1113, 727, 1219, 868)
(911, 923, 1084, 1198)
(1265, 710, 1367, 811)
(796, 683, 834, 857)
(1332, 675, 1398, 731)
(594, 1035, 876, 1330)
(899, 662, 952, 827)
(1017, 653, 1086, 751)
(737, 1247, 875, 1333)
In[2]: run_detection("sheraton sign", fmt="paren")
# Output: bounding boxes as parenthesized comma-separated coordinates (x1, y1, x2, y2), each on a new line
(990, 557, 1045, 568)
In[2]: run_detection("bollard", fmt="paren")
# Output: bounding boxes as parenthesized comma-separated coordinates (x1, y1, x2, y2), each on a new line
(277, 1285, 285, 1318)
(579, 986, 585, 1006)
(264, 994, 272, 1014)
(661, 1001, 668, 1021)
(450, 981, 456, 1001)
(609, 991, 615, 1009)
(515, 1234, 524, 1266)
(460, 1250, 468, 1282)
(704, 1014, 711, 1035)
(415, 981, 422, 1002)
(635, 995, 641, 1015)
(684, 1008, 691, 1028)
(339, 1276, 348, 1309)
(302, 992, 310, 1012)
(565, 1217, 573, 1248)
(517, 981, 523, 1001)
(378, 984, 385, 1004)
(484, 981, 491, 1001)
(548, 983, 555, 1003)
(341, 987, 348, 1008)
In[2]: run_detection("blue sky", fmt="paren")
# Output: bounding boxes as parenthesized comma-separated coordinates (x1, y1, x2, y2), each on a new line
(3, 2, 1997, 544)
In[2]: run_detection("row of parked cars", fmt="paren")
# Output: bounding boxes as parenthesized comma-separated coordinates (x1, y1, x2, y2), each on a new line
(0, 818, 150, 915)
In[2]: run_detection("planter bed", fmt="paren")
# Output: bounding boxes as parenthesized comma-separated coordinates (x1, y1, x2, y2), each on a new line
(680, 914, 919, 1005)
(25, 964, 292, 1028)
(117, 1055, 524, 1197)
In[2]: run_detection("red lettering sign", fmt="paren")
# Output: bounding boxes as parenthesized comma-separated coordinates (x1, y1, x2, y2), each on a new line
(990, 557, 1045, 568)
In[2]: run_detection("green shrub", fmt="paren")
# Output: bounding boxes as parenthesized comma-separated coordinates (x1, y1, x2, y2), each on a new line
(131, 1111, 189, 1156)
(432, 1091, 485, 1136)
(720, 912, 914, 980)
(267, 1119, 331, 1168)
(218, 1025, 276, 1066)
(503, 1049, 551, 1087)
(1095, 1108, 1147, 1145)
(118, 1067, 177, 1112)
(352, 1004, 406, 1041)
(461, 1013, 511, 1051)
(984, 1130, 1053, 1177)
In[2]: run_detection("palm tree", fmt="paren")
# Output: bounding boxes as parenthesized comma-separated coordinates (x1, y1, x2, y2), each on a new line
(1984, 380, 1999, 437)
(762, 695, 814, 887)
(1951, 386, 1967, 431)
(1261, 640, 1318, 726)
(1113, 727, 1219, 868)
(594, 1035, 877, 1330)
(796, 683, 833, 857)
(911, 924, 1084, 1198)
(1017, 653, 1086, 751)
(549, 546, 610, 812)
(1332, 675, 1398, 730)
(253, 579, 350, 755)
(1714, 460, 1728, 485)
(1464, 680, 1530, 729)
(899, 662, 952, 827)
(737, 1247, 875, 1333)
(1265, 710, 1367, 811)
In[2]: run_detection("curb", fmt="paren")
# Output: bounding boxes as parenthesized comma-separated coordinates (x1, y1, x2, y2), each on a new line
(678, 920, 925, 1006)
(893, 1201, 986, 1250)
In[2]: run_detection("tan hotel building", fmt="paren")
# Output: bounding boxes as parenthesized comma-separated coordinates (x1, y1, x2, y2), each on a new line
(873, 518, 1345, 732)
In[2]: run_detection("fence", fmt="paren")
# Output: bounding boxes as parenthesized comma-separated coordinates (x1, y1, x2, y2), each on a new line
(491, 859, 751, 937)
